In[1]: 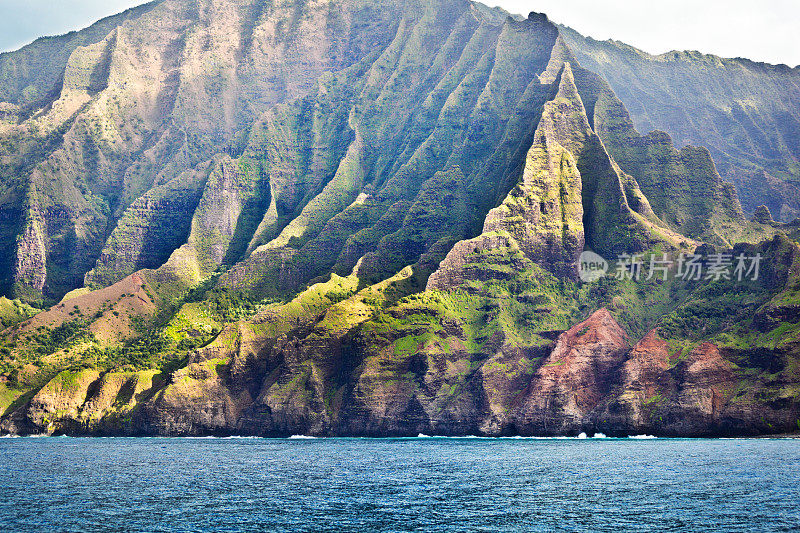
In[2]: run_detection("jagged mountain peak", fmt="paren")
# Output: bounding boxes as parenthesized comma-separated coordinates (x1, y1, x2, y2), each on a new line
(560, 24, 800, 220)
(0, 0, 775, 303)
(0, 0, 779, 303)
(0, 0, 798, 438)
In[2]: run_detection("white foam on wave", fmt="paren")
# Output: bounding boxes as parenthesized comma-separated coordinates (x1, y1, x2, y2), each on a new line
(510, 436, 581, 440)
(629, 434, 657, 439)
(288, 435, 317, 439)
(413, 435, 567, 439)
(593, 433, 608, 439)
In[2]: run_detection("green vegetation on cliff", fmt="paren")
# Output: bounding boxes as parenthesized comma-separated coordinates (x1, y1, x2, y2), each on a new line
(0, 0, 798, 437)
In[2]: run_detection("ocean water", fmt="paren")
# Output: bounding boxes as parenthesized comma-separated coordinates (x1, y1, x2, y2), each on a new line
(1, 437, 799, 532)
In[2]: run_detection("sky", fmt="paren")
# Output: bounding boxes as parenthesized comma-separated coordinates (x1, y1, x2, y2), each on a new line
(0, 1, 149, 51)
(0, 0, 797, 67)
(487, 0, 800, 66)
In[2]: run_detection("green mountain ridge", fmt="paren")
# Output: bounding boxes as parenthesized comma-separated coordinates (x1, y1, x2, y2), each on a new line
(560, 25, 800, 221)
(0, 0, 798, 437)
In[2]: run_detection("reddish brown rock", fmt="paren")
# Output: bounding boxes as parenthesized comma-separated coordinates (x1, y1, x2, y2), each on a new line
(513, 308, 629, 435)
(678, 342, 736, 417)
(601, 330, 676, 430)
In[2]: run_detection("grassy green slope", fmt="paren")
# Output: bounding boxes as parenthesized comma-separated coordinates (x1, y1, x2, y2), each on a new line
(0, 3, 798, 436)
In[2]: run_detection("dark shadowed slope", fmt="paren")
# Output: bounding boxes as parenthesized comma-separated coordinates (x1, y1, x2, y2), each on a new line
(0, 1, 798, 437)
(561, 25, 800, 221)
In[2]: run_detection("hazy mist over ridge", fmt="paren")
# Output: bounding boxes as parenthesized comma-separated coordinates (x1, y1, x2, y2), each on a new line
(2, 0, 798, 66)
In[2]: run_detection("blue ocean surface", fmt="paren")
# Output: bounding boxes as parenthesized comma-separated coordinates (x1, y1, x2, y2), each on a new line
(1, 436, 799, 532)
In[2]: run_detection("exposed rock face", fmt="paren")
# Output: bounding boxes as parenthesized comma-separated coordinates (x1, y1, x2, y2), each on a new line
(1, 0, 799, 438)
(4, 292, 798, 438)
(26, 369, 101, 433)
(0, 0, 788, 300)
(606, 330, 674, 429)
(753, 205, 776, 225)
(426, 232, 522, 290)
(140, 359, 254, 436)
(12, 200, 47, 294)
(677, 343, 735, 419)
(601, 332, 739, 435)
(513, 309, 630, 435)
(480, 64, 585, 278)
(427, 61, 681, 289)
